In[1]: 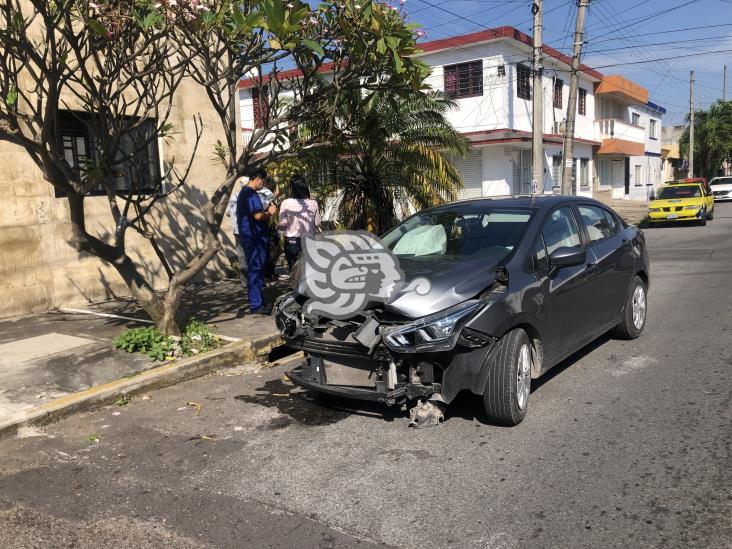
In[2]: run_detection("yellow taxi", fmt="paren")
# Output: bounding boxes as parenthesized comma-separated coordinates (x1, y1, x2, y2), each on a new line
(648, 182, 715, 225)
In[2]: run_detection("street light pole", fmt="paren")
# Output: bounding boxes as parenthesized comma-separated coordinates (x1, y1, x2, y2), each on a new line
(561, 0, 590, 195)
(531, 0, 544, 195)
(689, 70, 695, 178)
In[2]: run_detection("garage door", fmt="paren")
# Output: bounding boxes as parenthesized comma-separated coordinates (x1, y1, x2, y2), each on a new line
(452, 149, 483, 200)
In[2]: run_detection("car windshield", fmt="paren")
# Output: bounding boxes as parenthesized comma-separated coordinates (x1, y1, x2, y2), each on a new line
(657, 185, 701, 199)
(710, 177, 732, 186)
(381, 206, 533, 261)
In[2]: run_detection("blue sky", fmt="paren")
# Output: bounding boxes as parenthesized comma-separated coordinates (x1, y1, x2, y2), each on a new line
(403, 0, 732, 125)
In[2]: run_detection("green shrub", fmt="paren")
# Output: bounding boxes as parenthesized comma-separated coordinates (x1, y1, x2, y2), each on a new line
(113, 326, 174, 362)
(113, 320, 221, 362)
(180, 319, 221, 356)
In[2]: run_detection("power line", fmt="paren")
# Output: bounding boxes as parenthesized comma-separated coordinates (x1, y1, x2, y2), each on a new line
(592, 47, 732, 69)
(590, 0, 704, 41)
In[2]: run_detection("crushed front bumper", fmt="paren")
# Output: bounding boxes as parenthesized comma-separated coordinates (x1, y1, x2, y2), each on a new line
(287, 350, 441, 406)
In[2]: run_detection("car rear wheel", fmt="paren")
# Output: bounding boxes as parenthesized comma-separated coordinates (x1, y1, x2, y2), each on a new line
(481, 328, 531, 426)
(612, 275, 647, 340)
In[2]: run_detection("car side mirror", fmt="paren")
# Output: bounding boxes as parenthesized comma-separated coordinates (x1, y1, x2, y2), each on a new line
(548, 247, 587, 276)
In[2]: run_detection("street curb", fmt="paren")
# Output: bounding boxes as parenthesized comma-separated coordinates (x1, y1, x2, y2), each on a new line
(0, 331, 283, 440)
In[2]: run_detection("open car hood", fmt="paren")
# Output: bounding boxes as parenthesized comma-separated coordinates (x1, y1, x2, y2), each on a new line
(384, 257, 498, 319)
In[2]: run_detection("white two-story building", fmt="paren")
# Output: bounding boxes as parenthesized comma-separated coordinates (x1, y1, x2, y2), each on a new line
(239, 26, 665, 202)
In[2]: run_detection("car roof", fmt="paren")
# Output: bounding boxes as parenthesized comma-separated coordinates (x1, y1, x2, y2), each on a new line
(428, 194, 605, 214)
(668, 178, 706, 185)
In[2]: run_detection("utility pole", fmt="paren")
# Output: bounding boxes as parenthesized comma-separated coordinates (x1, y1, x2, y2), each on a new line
(561, 0, 590, 195)
(724, 65, 727, 101)
(531, 0, 544, 194)
(689, 70, 695, 178)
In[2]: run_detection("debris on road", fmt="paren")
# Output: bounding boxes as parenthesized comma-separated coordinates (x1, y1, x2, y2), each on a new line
(186, 402, 202, 416)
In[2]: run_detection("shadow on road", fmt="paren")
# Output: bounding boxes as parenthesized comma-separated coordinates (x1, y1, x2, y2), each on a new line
(236, 334, 615, 429)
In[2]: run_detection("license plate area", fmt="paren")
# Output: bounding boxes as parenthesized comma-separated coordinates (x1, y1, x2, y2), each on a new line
(667, 214, 678, 219)
(323, 356, 381, 387)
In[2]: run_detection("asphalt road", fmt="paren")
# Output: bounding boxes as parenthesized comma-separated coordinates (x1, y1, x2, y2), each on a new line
(1, 204, 731, 549)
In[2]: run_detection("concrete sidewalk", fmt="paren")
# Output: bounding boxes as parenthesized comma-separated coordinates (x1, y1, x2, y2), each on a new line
(0, 279, 288, 433)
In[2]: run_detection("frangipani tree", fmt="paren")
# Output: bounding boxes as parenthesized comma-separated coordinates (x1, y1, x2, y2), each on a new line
(0, 0, 428, 334)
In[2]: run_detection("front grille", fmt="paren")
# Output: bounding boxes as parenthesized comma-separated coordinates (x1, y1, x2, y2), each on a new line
(288, 336, 370, 358)
(713, 190, 729, 196)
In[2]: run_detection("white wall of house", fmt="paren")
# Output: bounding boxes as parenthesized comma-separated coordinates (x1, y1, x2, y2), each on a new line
(418, 40, 598, 143)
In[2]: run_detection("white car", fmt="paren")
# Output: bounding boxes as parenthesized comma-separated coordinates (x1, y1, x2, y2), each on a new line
(710, 176, 732, 201)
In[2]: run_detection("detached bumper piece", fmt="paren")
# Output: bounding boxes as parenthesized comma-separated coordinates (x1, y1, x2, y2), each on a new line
(287, 354, 441, 406)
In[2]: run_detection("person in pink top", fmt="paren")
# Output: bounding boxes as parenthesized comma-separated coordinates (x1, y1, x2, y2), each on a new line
(278, 175, 321, 270)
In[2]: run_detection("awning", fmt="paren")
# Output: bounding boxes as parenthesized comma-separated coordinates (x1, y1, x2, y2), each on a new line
(597, 138, 645, 156)
(596, 75, 649, 105)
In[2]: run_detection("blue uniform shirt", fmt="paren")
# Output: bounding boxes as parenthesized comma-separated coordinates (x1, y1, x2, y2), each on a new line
(237, 186, 269, 240)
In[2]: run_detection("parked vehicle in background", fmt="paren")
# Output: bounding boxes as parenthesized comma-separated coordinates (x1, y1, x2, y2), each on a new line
(668, 178, 712, 196)
(649, 183, 715, 225)
(275, 196, 650, 427)
(710, 176, 732, 201)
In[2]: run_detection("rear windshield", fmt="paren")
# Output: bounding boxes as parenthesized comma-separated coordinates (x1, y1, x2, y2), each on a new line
(382, 206, 533, 261)
(711, 177, 732, 186)
(657, 185, 701, 199)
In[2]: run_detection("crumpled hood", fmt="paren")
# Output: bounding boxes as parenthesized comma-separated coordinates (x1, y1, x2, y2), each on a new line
(385, 257, 498, 319)
(288, 254, 501, 320)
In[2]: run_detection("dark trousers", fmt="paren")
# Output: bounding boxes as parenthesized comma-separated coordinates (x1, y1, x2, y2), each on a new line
(284, 237, 302, 271)
(242, 236, 268, 312)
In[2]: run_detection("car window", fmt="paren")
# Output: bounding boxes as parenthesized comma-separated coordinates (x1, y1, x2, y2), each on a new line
(602, 209, 619, 234)
(531, 234, 549, 271)
(578, 205, 615, 242)
(657, 185, 701, 199)
(382, 206, 534, 261)
(542, 207, 581, 256)
(710, 177, 732, 186)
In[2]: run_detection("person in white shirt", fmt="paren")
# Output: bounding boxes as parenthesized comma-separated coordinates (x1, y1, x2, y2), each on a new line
(278, 175, 321, 270)
(227, 176, 249, 287)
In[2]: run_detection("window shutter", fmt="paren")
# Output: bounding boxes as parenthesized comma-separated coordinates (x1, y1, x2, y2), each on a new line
(453, 150, 483, 199)
(444, 65, 457, 97)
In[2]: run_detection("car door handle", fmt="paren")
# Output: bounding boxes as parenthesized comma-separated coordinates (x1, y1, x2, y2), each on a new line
(585, 263, 599, 275)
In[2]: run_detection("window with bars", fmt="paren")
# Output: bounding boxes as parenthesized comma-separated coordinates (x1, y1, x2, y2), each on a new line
(553, 78, 563, 109)
(580, 158, 590, 188)
(443, 61, 483, 99)
(634, 165, 642, 186)
(578, 88, 587, 116)
(252, 88, 269, 128)
(517, 64, 531, 100)
(497, 64, 506, 77)
(649, 119, 657, 139)
(552, 155, 562, 187)
(55, 110, 161, 197)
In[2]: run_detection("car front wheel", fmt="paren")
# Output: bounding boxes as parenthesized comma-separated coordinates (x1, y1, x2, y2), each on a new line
(612, 275, 647, 340)
(482, 328, 531, 426)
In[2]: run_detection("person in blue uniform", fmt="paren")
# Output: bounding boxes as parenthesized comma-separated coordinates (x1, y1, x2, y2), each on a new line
(236, 168, 277, 315)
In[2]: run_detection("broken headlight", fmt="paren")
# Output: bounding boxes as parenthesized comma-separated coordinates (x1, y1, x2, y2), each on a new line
(382, 300, 484, 353)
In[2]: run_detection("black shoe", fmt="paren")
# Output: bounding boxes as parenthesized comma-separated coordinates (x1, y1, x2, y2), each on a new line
(251, 304, 273, 316)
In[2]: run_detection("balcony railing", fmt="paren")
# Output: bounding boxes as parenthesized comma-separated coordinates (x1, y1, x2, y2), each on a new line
(596, 119, 645, 143)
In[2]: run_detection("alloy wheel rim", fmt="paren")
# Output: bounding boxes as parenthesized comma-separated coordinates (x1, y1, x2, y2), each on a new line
(516, 344, 531, 411)
(632, 285, 646, 330)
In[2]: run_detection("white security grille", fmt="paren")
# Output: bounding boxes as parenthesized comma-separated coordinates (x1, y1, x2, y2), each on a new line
(453, 149, 483, 199)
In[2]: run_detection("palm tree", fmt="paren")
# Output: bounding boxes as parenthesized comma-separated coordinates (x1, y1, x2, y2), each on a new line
(680, 100, 732, 180)
(305, 91, 470, 234)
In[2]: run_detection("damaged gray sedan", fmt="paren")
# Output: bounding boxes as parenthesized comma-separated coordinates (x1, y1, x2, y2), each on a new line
(274, 195, 650, 426)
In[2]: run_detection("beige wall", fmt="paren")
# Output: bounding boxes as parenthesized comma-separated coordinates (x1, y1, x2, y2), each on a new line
(0, 78, 239, 318)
